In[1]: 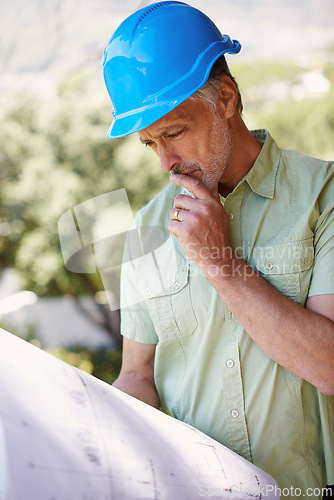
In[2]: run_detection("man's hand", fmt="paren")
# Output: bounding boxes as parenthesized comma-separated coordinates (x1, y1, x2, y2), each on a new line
(168, 174, 231, 274)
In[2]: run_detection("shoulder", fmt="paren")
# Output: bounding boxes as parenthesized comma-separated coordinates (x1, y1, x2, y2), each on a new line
(279, 146, 333, 182)
(277, 145, 333, 209)
(258, 129, 333, 183)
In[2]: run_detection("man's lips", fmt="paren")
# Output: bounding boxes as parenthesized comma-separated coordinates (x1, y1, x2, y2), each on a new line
(171, 169, 199, 177)
(181, 170, 196, 177)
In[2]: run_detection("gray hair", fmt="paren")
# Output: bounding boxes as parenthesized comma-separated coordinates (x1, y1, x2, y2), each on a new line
(190, 55, 243, 114)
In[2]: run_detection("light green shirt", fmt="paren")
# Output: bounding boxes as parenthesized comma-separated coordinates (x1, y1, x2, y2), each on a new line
(120, 130, 334, 497)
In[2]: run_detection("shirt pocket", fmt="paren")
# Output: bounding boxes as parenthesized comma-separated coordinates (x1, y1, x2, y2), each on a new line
(136, 264, 198, 344)
(251, 238, 314, 305)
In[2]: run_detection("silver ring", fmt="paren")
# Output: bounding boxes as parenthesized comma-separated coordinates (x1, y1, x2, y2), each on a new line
(173, 208, 181, 221)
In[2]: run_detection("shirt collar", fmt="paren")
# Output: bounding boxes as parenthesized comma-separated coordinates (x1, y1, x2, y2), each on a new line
(243, 129, 281, 199)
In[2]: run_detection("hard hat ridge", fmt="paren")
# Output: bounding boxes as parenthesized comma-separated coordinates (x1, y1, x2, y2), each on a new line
(103, 1, 241, 139)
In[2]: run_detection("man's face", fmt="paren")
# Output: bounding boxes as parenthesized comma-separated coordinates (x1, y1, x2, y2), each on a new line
(138, 97, 234, 192)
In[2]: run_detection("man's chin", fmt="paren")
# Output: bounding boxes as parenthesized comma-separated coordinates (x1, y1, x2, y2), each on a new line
(187, 171, 215, 191)
(200, 176, 219, 193)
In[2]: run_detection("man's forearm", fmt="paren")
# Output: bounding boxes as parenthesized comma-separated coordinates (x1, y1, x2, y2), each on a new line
(113, 372, 161, 408)
(203, 255, 334, 395)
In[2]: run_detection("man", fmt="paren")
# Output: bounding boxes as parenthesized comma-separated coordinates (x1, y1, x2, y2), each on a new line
(102, 2, 334, 497)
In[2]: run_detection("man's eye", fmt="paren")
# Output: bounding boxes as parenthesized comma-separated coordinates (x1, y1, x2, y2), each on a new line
(145, 141, 154, 148)
(169, 129, 184, 138)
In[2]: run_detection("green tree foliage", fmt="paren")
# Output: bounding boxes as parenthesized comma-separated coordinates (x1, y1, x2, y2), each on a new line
(0, 72, 167, 351)
(231, 54, 334, 160)
(251, 87, 334, 159)
(0, 73, 167, 299)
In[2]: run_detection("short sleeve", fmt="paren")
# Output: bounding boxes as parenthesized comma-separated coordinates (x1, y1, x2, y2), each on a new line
(308, 167, 334, 297)
(120, 233, 159, 345)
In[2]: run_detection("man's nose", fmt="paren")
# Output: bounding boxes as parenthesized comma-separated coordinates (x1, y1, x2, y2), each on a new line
(158, 143, 180, 173)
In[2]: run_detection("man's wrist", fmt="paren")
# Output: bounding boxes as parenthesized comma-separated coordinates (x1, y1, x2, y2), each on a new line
(201, 254, 257, 284)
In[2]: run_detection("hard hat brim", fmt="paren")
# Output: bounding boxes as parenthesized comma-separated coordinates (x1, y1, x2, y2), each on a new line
(106, 98, 187, 139)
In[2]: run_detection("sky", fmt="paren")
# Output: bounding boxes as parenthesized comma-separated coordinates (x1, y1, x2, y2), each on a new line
(1, 0, 333, 84)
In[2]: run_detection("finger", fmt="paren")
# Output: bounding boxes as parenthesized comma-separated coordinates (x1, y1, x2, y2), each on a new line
(173, 193, 198, 211)
(168, 219, 181, 238)
(170, 173, 214, 200)
(212, 184, 219, 200)
(170, 207, 185, 222)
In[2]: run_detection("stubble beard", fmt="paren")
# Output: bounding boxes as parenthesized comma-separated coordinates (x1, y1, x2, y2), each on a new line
(171, 113, 234, 192)
(200, 112, 234, 192)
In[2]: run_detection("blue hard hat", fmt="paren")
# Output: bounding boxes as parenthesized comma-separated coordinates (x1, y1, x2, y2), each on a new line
(103, 1, 241, 139)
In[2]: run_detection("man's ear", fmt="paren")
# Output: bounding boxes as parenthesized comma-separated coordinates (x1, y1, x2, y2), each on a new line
(216, 74, 238, 118)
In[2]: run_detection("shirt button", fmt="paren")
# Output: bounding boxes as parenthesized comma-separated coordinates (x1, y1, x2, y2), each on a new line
(226, 359, 234, 368)
(173, 281, 180, 291)
(144, 288, 151, 297)
(304, 257, 312, 266)
(265, 262, 274, 271)
(228, 213, 234, 220)
(231, 410, 239, 418)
